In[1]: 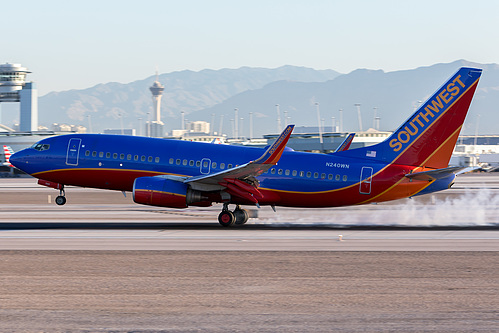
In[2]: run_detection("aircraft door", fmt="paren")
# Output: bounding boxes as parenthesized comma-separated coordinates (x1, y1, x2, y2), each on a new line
(66, 138, 82, 166)
(359, 166, 373, 195)
(200, 158, 211, 174)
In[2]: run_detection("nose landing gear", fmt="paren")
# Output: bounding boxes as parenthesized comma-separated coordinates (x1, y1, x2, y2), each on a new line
(55, 187, 66, 206)
(218, 203, 250, 227)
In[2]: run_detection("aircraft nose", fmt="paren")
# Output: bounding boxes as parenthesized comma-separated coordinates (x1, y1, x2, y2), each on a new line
(9, 150, 26, 169)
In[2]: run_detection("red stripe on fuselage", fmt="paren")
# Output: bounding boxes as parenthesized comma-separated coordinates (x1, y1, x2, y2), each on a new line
(33, 168, 167, 191)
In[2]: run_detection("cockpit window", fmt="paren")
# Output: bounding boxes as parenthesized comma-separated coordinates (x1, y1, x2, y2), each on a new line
(31, 143, 50, 151)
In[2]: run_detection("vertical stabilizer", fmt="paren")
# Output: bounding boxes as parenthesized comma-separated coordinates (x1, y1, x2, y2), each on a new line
(338, 67, 482, 169)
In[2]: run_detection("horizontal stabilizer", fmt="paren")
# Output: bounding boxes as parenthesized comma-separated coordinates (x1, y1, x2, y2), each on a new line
(405, 166, 468, 181)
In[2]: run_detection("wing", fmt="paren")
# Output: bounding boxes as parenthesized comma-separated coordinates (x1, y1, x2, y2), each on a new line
(183, 125, 295, 204)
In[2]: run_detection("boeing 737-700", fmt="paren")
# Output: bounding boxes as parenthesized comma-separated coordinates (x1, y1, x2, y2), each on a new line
(10, 67, 482, 226)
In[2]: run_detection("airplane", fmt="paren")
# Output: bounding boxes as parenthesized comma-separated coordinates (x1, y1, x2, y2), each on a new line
(10, 67, 482, 227)
(2, 145, 14, 167)
(333, 133, 355, 152)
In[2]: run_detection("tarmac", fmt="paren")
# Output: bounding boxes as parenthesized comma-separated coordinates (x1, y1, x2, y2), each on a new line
(0, 174, 498, 331)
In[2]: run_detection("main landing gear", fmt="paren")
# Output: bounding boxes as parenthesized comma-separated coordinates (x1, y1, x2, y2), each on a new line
(218, 203, 249, 227)
(55, 186, 66, 206)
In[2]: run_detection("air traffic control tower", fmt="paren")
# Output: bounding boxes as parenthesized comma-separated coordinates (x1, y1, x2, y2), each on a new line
(0, 63, 38, 132)
(147, 72, 165, 137)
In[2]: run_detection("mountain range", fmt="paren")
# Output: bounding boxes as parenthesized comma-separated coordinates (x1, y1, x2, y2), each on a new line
(1, 60, 497, 137)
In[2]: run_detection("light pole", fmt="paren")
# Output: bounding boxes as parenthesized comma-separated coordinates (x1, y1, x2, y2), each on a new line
(339, 109, 343, 132)
(146, 112, 151, 137)
(373, 107, 378, 129)
(355, 103, 363, 131)
(234, 108, 238, 139)
(315, 102, 324, 152)
(87, 114, 92, 133)
(119, 113, 124, 135)
(276, 104, 282, 133)
(210, 113, 215, 135)
(249, 112, 253, 140)
(219, 114, 224, 136)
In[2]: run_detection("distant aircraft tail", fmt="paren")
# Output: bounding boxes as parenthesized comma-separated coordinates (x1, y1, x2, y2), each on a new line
(2, 145, 14, 167)
(333, 133, 355, 153)
(337, 67, 482, 169)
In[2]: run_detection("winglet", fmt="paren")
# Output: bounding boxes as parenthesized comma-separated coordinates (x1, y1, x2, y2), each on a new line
(334, 133, 355, 152)
(254, 125, 294, 165)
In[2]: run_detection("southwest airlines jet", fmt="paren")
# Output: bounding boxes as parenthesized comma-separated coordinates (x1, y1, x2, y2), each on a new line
(10, 67, 482, 227)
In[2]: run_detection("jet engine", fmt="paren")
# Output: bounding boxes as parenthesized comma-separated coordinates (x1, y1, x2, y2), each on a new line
(133, 177, 209, 208)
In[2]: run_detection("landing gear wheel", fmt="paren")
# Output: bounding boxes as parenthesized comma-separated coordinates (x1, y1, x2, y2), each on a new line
(55, 195, 66, 206)
(218, 210, 235, 227)
(234, 207, 249, 225)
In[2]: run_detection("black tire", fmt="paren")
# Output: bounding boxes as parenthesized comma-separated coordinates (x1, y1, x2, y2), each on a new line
(55, 196, 66, 206)
(234, 208, 249, 225)
(218, 210, 235, 227)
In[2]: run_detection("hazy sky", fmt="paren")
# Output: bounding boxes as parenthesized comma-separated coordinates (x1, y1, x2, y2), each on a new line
(3, 0, 499, 95)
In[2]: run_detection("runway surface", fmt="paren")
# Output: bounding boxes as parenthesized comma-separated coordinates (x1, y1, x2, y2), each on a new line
(1, 174, 499, 331)
(1, 174, 499, 251)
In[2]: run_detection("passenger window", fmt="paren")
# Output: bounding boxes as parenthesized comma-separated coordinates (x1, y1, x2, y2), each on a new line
(228, 164, 233, 169)
(300, 171, 304, 177)
(292, 170, 297, 176)
(92, 151, 97, 157)
(203, 161, 208, 167)
(271, 168, 276, 174)
(141, 155, 146, 162)
(321, 173, 326, 179)
(278, 169, 283, 175)
(343, 175, 348, 181)
(314, 172, 318, 178)
(285, 170, 290, 176)
(307, 172, 311, 178)
(113, 153, 118, 159)
(183, 159, 187, 165)
(106, 152, 111, 158)
(155, 157, 160, 163)
(99, 152, 104, 158)
(169, 158, 174, 164)
(220, 163, 225, 169)
(85, 150, 90, 156)
(176, 159, 181, 165)
(189, 160, 194, 166)
(149, 156, 153, 162)
(212, 162, 217, 168)
(120, 153, 125, 159)
(134, 155, 139, 161)
(335, 174, 340, 181)
(127, 154, 132, 160)
(328, 174, 333, 180)
(196, 161, 201, 167)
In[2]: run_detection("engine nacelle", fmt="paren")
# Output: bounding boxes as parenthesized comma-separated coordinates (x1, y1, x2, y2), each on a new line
(132, 177, 208, 208)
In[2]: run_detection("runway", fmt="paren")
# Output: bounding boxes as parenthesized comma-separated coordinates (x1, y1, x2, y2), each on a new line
(1, 174, 499, 250)
(1, 175, 499, 332)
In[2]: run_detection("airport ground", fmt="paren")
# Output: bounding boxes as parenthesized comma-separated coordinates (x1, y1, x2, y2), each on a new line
(0, 174, 498, 332)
